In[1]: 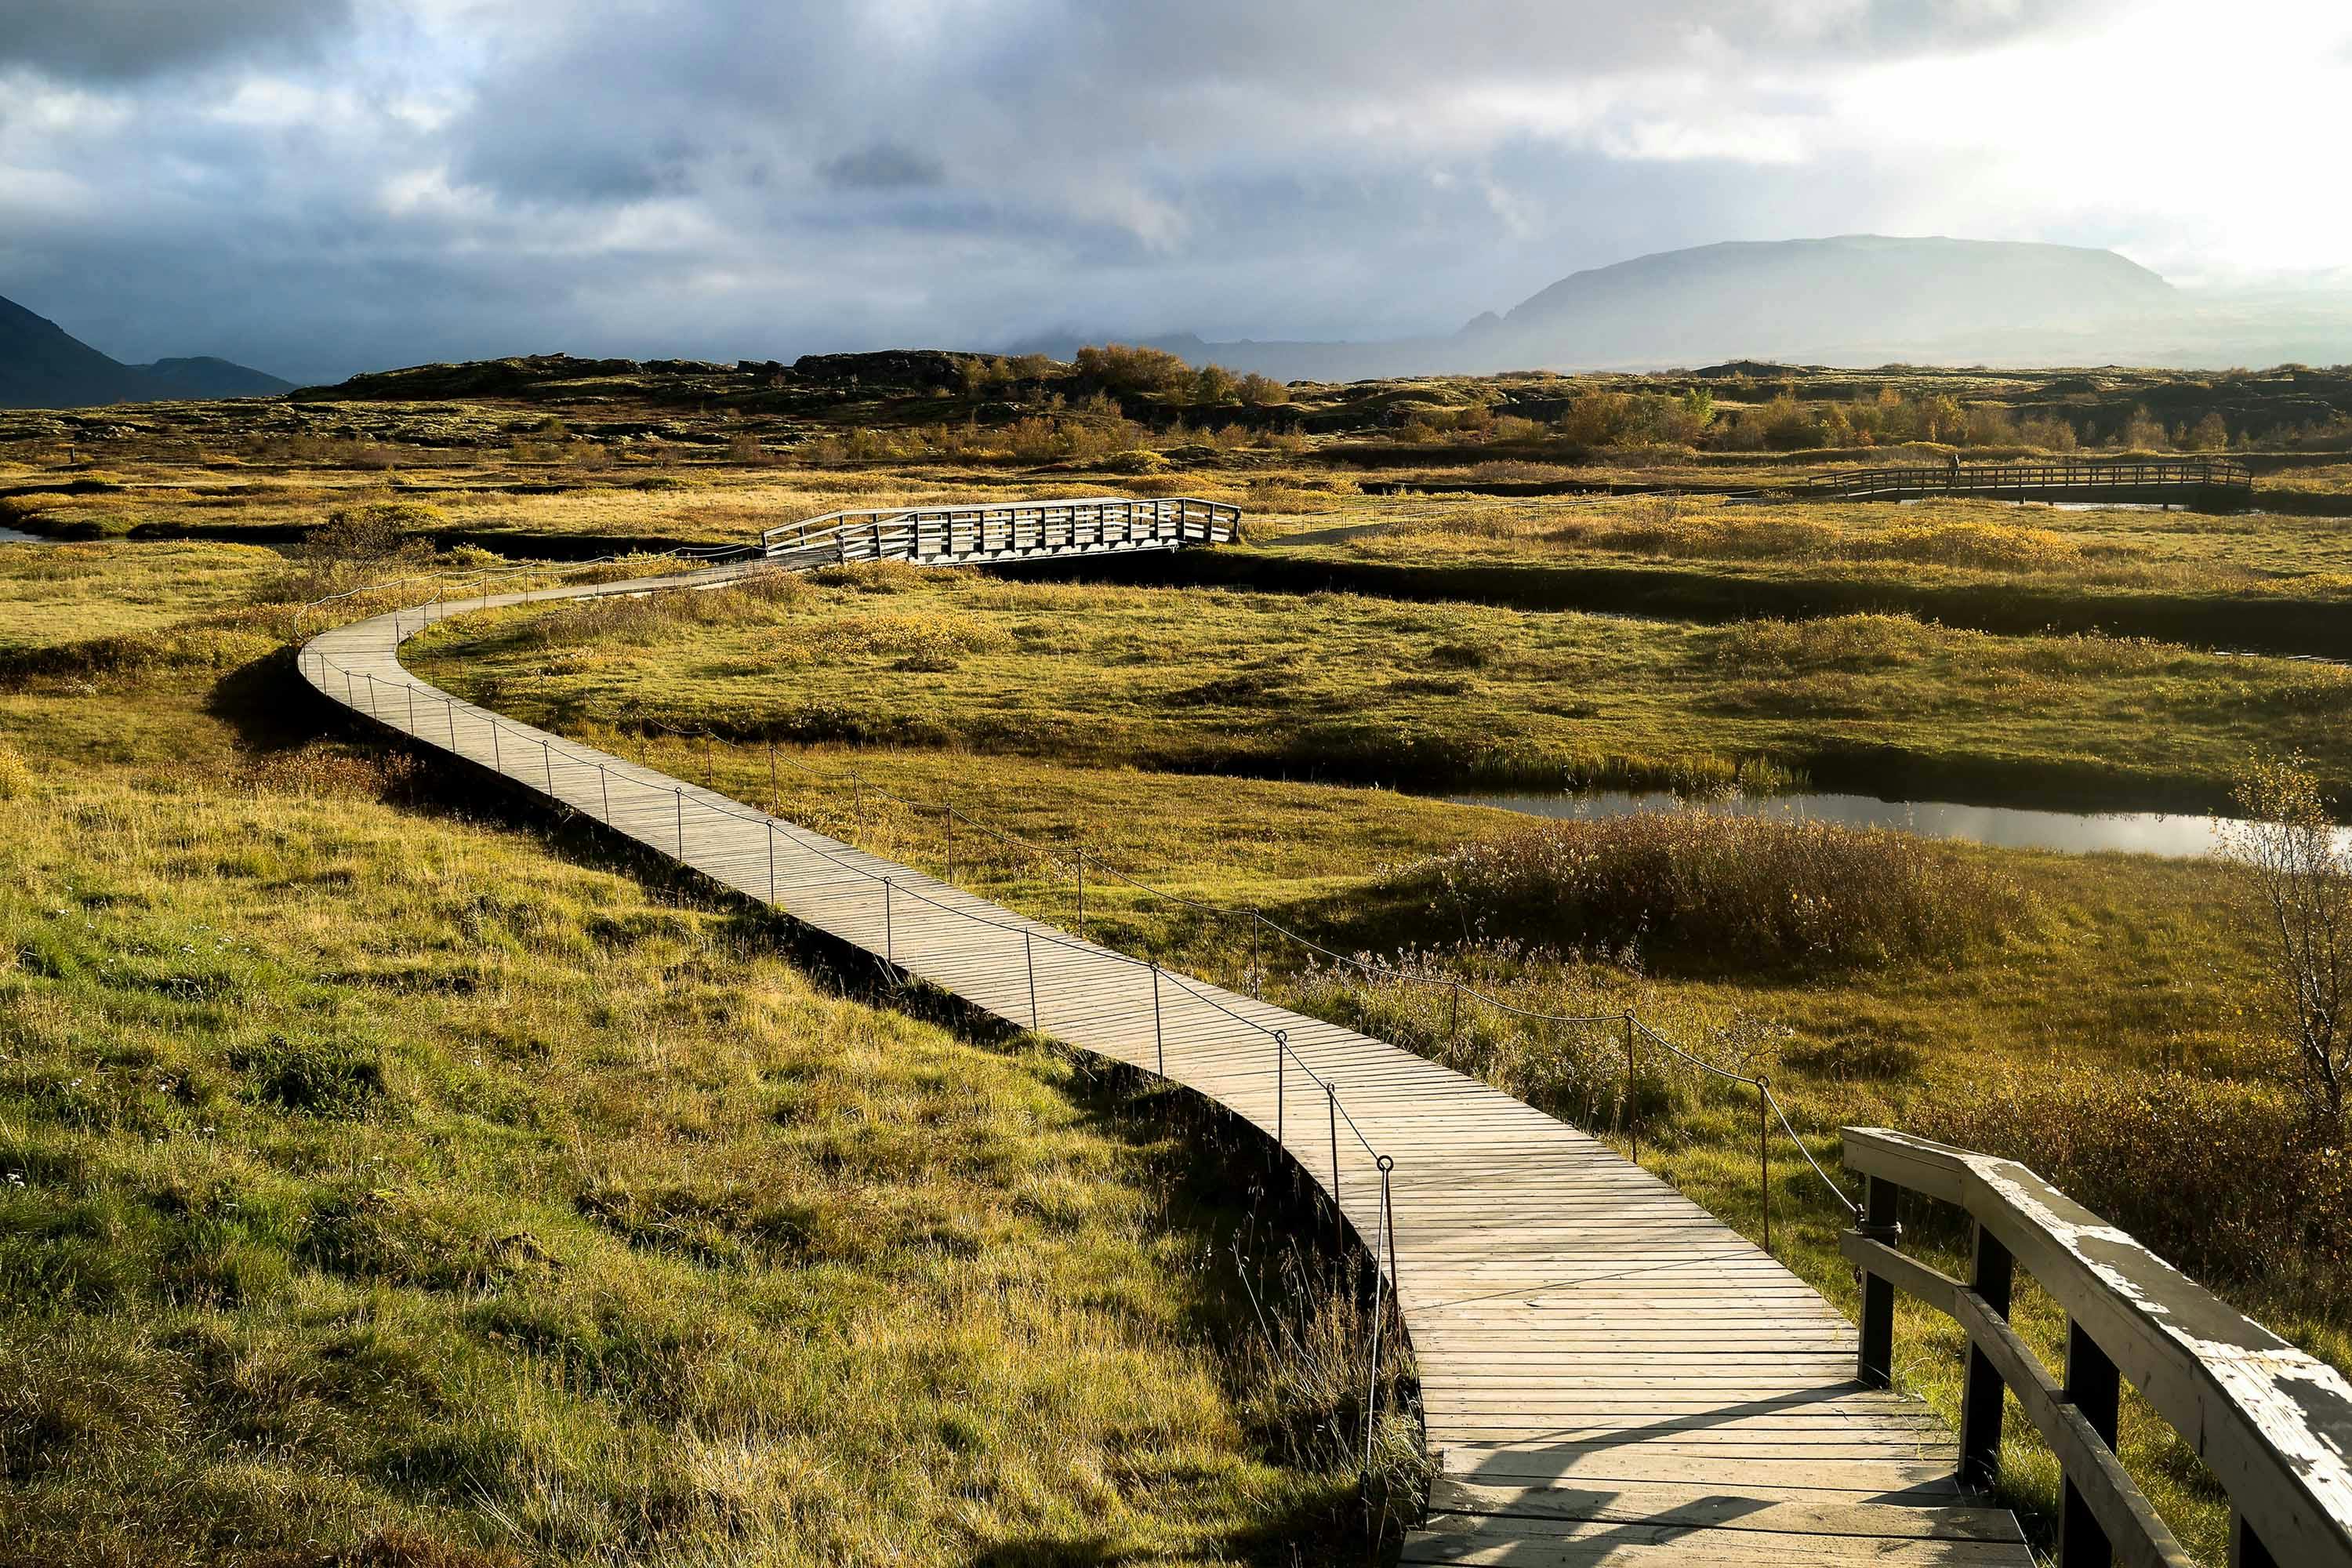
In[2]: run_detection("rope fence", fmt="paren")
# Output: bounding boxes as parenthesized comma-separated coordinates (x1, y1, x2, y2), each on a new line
(635, 713, 1862, 1233)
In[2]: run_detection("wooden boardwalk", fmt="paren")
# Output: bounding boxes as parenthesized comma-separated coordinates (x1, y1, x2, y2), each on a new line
(1806, 456, 2251, 506)
(300, 554, 2031, 1565)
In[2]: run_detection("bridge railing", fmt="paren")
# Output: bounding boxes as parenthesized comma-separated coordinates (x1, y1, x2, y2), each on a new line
(760, 495, 1242, 561)
(1808, 458, 2252, 501)
(1840, 1127, 2352, 1568)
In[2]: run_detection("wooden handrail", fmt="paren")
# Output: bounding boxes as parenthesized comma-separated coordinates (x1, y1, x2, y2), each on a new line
(1841, 1127, 2352, 1568)
(757, 495, 1241, 560)
(1806, 459, 2252, 500)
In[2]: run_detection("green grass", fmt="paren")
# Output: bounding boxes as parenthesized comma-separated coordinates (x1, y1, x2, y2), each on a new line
(1221, 493, 2352, 660)
(0, 543, 1418, 1566)
(409, 563, 2352, 811)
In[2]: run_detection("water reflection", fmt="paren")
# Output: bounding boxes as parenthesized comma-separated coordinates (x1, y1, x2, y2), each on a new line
(0, 526, 46, 544)
(1450, 789, 2352, 861)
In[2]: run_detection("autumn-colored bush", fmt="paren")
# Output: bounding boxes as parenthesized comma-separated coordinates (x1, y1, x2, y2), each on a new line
(1387, 811, 2026, 970)
(1930, 1065, 2352, 1312)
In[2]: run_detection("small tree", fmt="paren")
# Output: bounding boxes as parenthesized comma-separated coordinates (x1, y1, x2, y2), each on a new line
(1236, 372, 1288, 407)
(2224, 753, 2352, 1126)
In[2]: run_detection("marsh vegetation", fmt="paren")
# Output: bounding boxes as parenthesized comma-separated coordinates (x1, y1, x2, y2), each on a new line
(8, 350, 2352, 1563)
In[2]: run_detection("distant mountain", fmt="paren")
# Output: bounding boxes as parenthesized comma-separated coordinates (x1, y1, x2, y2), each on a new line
(129, 355, 294, 399)
(1021, 235, 2300, 380)
(1476, 235, 2174, 366)
(0, 294, 290, 408)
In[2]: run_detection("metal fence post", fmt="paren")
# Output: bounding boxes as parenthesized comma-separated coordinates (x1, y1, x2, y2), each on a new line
(542, 738, 554, 792)
(1151, 960, 1164, 1076)
(767, 820, 776, 901)
(598, 763, 610, 821)
(883, 877, 894, 965)
(944, 804, 955, 882)
(673, 787, 684, 857)
(490, 719, 500, 772)
(1378, 1155, 1397, 1287)
(1250, 909, 1261, 998)
(1025, 929, 1038, 1031)
(1363, 1152, 1392, 1486)
(405, 683, 416, 731)
(445, 695, 457, 750)
(1075, 845, 1085, 939)
(1275, 1029, 1287, 1147)
(1624, 1012, 1637, 1162)
(1758, 1076, 1771, 1255)
(1327, 1080, 1341, 1250)
(1450, 979, 1461, 1042)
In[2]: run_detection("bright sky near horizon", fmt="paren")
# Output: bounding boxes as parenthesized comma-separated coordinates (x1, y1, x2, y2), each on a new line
(2, 0, 2344, 382)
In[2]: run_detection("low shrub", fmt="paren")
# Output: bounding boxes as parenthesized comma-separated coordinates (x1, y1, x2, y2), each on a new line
(1386, 811, 2026, 971)
(307, 501, 447, 560)
(1929, 1065, 2352, 1312)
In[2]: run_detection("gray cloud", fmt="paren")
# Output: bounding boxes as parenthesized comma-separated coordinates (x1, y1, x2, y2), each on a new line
(0, 0, 353, 82)
(1, 0, 2325, 385)
(819, 143, 946, 192)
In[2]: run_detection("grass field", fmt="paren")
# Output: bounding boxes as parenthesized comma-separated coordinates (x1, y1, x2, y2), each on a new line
(408, 563, 2352, 811)
(9, 352, 2352, 1565)
(0, 544, 1418, 1566)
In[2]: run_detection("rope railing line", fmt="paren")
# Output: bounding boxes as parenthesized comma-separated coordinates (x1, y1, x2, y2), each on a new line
(593, 716, 1860, 1218)
(1764, 1083, 1858, 1218)
(293, 540, 757, 639)
(1631, 1015, 1759, 1087)
(331, 658, 1396, 1165)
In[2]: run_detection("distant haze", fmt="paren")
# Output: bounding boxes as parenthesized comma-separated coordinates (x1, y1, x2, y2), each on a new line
(4, 2, 2351, 381)
(1022, 235, 2326, 380)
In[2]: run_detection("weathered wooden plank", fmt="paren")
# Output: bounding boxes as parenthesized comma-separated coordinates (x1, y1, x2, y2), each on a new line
(1845, 1129, 2352, 1566)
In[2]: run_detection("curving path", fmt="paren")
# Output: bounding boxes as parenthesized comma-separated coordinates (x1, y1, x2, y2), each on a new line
(300, 548, 2032, 1565)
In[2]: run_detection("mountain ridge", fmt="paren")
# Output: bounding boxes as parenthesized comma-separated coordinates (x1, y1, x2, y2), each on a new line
(1014, 234, 2306, 380)
(0, 293, 291, 408)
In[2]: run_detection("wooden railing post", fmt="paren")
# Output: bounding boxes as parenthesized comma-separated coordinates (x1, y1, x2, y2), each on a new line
(1856, 1174, 1900, 1388)
(1959, 1222, 2015, 1493)
(2233, 1512, 2280, 1568)
(2062, 1319, 2122, 1567)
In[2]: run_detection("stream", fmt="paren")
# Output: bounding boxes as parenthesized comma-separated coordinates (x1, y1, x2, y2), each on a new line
(1450, 788, 2352, 859)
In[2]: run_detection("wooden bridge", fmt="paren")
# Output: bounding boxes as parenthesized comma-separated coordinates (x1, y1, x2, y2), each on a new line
(298, 496, 2350, 1566)
(1806, 458, 2252, 506)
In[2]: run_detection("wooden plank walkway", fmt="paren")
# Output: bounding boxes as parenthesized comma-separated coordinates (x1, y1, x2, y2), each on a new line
(299, 555, 2032, 1566)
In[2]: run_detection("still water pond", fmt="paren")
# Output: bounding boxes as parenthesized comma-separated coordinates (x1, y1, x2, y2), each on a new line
(0, 526, 47, 544)
(1450, 789, 2352, 860)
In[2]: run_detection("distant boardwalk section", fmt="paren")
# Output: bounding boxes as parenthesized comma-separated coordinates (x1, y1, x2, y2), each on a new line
(1808, 456, 2251, 506)
(761, 495, 1240, 564)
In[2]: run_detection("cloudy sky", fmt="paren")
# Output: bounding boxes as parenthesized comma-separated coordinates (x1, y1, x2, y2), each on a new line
(2, 0, 2346, 383)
